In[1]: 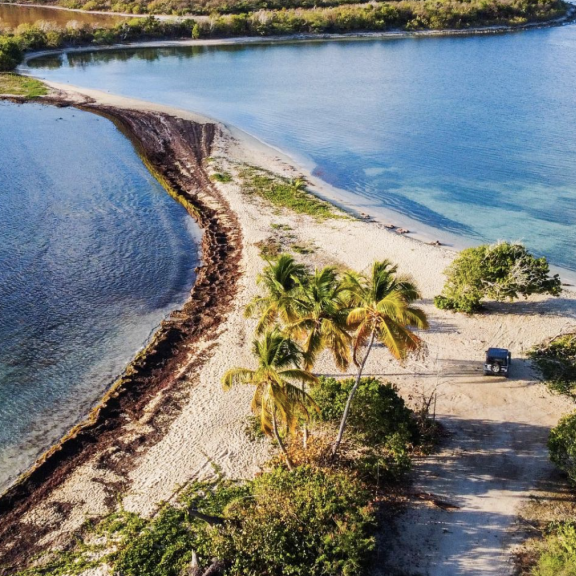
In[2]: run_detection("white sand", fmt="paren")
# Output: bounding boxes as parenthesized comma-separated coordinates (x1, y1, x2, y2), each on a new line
(18, 84, 576, 574)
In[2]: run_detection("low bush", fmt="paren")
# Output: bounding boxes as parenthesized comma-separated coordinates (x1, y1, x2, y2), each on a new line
(311, 376, 418, 445)
(210, 171, 233, 183)
(0, 73, 47, 97)
(434, 241, 561, 313)
(239, 165, 336, 219)
(17, 467, 375, 576)
(0, 37, 23, 71)
(548, 412, 576, 485)
(212, 466, 375, 576)
(306, 377, 433, 482)
(530, 334, 576, 398)
(532, 522, 576, 576)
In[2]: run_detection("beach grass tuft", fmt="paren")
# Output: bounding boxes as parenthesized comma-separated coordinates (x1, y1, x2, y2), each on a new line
(211, 171, 233, 183)
(239, 165, 338, 219)
(0, 73, 48, 98)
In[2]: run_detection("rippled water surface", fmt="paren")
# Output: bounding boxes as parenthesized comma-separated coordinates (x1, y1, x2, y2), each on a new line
(0, 102, 199, 491)
(30, 25, 576, 271)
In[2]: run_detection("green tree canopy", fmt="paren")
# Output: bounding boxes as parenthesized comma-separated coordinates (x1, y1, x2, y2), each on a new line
(0, 38, 24, 72)
(529, 334, 576, 398)
(435, 241, 562, 313)
(245, 254, 308, 334)
(222, 329, 317, 469)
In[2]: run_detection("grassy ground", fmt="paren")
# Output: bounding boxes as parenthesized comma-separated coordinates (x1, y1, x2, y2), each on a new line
(0, 74, 48, 98)
(514, 474, 576, 574)
(239, 165, 339, 220)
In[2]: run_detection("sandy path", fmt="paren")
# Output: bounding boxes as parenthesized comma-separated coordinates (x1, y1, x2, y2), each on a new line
(1, 86, 575, 573)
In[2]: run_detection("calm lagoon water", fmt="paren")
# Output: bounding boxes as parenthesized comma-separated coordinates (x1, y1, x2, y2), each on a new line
(0, 102, 199, 491)
(0, 3, 126, 28)
(29, 26, 576, 271)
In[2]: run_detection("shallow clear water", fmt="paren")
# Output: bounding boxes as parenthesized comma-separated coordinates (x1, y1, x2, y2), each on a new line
(30, 26, 576, 271)
(0, 102, 199, 491)
(0, 3, 126, 28)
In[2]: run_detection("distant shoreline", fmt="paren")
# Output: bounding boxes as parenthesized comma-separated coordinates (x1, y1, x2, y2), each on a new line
(3, 0, 573, 51)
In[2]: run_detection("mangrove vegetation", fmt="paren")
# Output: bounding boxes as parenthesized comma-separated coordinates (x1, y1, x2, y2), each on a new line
(0, 0, 570, 71)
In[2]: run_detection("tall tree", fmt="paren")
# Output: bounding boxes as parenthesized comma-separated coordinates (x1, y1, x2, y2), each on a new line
(245, 254, 309, 334)
(332, 260, 429, 456)
(287, 267, 351, 447)
(222, 329, 318, 470)
(288, 266, 351, 371)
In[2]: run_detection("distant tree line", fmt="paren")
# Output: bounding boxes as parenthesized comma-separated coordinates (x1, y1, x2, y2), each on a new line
(0, 0, 569, 71)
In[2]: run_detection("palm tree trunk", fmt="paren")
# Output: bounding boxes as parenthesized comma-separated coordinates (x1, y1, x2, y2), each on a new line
(302, 381, 308, 450)
(273, 408, 294, 471)
(332, 330, 376, 457)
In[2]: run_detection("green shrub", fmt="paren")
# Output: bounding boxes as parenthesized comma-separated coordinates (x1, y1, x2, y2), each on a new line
(310, 376, 418, 445)
(16, 468, 374, 576)
(532, 522, 576, 576)
(549, 412, 576, 485)
(212, 466, 375, 576)
(308, 377, 419, 482)
(530, 334, 576, 398)
(0, 37, 23, 72)
(435, 241, 561, 313)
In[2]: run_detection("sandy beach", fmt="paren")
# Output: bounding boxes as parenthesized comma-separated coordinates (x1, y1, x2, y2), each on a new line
(1, 83, 575, 574)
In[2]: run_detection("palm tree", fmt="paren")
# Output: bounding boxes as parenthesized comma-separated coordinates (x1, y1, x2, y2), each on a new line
(245, 254, 309, 334)
(331, 260, 429, 457)
(288, 266, 351, 372)
(287, 267, 351, 448)
(222, 329, 318, 470)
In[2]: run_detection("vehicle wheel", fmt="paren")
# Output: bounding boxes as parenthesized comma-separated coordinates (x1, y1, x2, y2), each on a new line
(491, 364, 501, 374)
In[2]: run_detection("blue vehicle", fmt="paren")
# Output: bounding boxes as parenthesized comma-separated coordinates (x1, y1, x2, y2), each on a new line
(484, 348, 511, 377)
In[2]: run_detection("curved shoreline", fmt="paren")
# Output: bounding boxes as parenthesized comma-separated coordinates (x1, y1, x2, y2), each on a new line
(0, 95, 243, 569)
(1, 80, 576, 574)
(6, 0, 576, 31)
(19, 5, 576, 68)
(25, 76, 576, 285)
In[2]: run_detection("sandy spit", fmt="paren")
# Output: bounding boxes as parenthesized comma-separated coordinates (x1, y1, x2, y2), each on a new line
(0, 84, 575, 575)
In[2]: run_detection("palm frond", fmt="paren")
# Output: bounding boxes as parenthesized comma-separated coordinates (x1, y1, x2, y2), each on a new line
(221, 368, 255, 390)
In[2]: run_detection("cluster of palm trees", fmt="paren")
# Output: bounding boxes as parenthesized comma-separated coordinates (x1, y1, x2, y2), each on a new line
(222, 254, 429, 469)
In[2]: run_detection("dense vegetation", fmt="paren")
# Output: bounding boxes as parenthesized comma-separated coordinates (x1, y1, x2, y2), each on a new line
(0, 37, 22, 71)
(529, 334, 576, 398)
(531, 521, 576, 576)
(16, 467, 375, 576)
(0, 0, 569, 71)
(549, 412, 576, 486)
(17, 253, 434, 575)
(7, 0, 569, 19)
(434, 241, 562, 313)
(527, 414, 576, 575)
